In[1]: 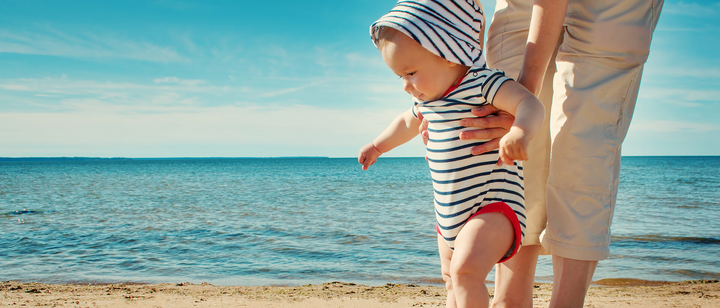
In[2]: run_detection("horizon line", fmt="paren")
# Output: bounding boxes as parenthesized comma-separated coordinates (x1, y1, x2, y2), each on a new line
(1, 155, 719, 161)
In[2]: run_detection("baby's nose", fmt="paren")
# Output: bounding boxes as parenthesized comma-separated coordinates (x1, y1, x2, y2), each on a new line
(403, 79, 414, 94)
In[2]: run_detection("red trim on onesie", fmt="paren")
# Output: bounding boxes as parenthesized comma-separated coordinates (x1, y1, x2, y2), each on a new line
(436, 201, 522, 263)
(441, 75, 465, 97)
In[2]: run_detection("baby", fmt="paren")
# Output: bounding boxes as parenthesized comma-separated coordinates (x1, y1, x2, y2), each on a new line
(357, 1, 544, 307)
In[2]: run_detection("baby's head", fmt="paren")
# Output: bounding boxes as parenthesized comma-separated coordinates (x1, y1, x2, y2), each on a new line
(370, 0, 486, 101)
(375, 26, 468, 101)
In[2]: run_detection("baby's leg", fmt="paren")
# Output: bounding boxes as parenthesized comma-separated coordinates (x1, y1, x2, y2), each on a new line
(438, 234, 457, 308)
(450, 212, 514, 308)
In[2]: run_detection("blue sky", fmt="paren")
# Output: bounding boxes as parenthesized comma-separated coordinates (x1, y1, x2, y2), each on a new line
(1, 0, 718, 158)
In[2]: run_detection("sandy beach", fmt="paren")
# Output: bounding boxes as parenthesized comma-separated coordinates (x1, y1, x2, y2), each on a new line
(2, 279, 718, 307)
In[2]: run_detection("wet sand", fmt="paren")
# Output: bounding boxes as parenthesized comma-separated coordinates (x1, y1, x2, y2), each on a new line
(2, 279, 718, 307)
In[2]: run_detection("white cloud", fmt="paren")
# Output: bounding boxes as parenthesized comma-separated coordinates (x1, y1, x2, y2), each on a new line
(663, 1, 719, 17)
(154, 77, 181, 84)
(639, 87, 720, 104)
(0, 74, 424, 156)
(260, 81, 326, 98)
(631, 120, 720, 133)
(0, 28, 186, 62)
(0, 77, 223, 106)
(651, 67, 720, 79)
(2, 76, 344, 99)
(153, 77, 206, 87)
(367, 82, 403, 95)
(0, 84, 31, 91)
(267, 45, 289, 59)
(0, 104, 419, 157)
(345, 52, 385, 68)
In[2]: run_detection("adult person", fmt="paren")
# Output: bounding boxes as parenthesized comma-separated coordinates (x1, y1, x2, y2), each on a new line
(419, 0, 664, 306)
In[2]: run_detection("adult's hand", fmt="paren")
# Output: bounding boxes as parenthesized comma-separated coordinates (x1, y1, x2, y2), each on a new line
(418, 105, 515, 155)
(460, 105, 515, 155)
(418, 112, 429, 145)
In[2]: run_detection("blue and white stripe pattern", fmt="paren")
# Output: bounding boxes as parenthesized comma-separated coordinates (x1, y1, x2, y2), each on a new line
(371, 0, 526, 249)
(415, 67, 526, 249)
(370, 0, 486, 68)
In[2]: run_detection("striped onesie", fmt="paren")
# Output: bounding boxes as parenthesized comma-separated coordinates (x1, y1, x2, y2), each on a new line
(371, 0, 526, 260)
(413, 67, 526, 260)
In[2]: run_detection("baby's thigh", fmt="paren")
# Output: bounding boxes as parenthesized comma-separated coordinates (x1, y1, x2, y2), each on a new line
(450, 212, 514, 274)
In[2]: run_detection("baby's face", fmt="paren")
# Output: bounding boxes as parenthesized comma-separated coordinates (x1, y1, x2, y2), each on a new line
(380, 33, 461, 102)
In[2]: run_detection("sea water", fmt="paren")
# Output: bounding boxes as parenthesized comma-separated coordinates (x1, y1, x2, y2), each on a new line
(1, 157, 718, 286)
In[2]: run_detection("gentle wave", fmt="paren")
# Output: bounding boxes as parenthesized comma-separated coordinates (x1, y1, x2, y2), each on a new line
(660, 270, 720, 280)
(2, 209, 44, 216)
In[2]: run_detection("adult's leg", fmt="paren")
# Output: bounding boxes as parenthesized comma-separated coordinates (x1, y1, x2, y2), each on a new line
(490, 42, 556, 308)
(490, 65, 554, 308)
(486, 0, 557, 306)
(451, 212, 514, 308)
(491, 246, 541, 308)
(438, 234, 457, 308)
(548, 256, 597, 308)
(542, 0, 664, 306)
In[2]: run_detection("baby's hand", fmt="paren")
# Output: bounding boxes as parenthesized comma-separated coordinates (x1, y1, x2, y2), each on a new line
(358, 143, 382, 170)
(497, 128, 530, 166)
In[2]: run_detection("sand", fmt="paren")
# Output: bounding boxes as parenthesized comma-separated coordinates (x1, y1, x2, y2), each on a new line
(2, 279, 718, 307)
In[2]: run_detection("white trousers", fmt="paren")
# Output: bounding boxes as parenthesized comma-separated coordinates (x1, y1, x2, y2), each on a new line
(486, 0, 664, 260)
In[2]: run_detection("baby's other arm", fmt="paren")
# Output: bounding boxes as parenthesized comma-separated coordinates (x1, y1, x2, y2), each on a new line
(491, 81, 545, 165)
(358, 109, 421, 170)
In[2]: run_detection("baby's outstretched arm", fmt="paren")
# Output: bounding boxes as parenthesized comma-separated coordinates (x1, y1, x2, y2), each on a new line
(358, 109, 421, 170)
(491, 81, 545, 165)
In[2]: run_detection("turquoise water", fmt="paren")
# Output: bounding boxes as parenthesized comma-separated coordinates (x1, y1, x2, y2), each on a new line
(1, 157, 718, 286)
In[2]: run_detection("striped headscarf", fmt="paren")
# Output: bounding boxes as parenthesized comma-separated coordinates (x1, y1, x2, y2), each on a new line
(370, 0, 486, 68)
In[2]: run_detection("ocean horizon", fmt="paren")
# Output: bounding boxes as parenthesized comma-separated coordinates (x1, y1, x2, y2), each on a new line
(3, 155, 720, 159)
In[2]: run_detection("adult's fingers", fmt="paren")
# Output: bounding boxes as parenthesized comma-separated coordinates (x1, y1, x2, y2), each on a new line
(460, 113, 514, 129)
(470, 105, 502, 117)
(418, 112, 429, 146)
(459, 128, 509, 141)
(470, 138, 500, 155)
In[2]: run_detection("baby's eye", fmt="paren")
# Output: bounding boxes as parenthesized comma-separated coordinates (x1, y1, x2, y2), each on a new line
(397, 72, 416, 79)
